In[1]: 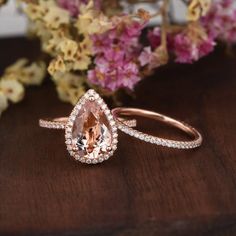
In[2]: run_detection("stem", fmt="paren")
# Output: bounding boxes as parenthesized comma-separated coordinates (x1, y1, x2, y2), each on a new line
(161, 0, 169, 52)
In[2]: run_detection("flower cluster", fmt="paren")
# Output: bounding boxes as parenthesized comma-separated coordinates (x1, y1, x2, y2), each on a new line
(146, 0, 236, 64)
(147, 22, 215, 64)
(22, 0, 236, 89)
(187, 0, 212, 21)
(88, 16, 147, 91)
(0, 0, 236, 116)
(0, 59, 46, 116)
(201, 0, 236, 43)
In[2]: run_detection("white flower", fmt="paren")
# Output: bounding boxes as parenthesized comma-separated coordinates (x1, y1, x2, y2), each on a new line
(5, 58, 28, 74)
(20, 62, 46, 86)
(73, 52, 91, 71)
(56, 85, 70, 103)
(187, 0, 212, 21)
(0, 80, 25, 103)
(4, 59, 46, 86)
(24, 4, 43, 21)
(48, 56, 66, 75)
(54, 72, 85, 105)
(45, 30, 66, 55)
(44, 6, 70, 29)
(199, 0, 212, 16)
(79, 36, 93, 55)
(0, 91, 8, 116)
(59, 39, 78, 61)
(75, 1, 112, 35)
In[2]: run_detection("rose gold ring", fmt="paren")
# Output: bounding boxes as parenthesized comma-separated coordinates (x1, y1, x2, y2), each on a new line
(39, 89, 136, 164)
(112, 107, 202, 149)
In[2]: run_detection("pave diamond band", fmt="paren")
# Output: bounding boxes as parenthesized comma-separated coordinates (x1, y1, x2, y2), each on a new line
(39, 117, 68, 129)
(112, 107, 202, 149)
(39, 117, 137, 130)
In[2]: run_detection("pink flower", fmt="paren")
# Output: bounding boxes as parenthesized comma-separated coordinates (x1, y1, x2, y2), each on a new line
(221, 0, 233, 8)
(138, 47, 153, 67)
(123, 20, 145, 39)
(103, 48, 125, 65)
(94, 56, 109, 68)
(174, 32, 215, 64)
(119, 62, 140, 90)
(201, 0, 236, 43)
(91, 34, 113, 54)
(148, 27, 175, 50)
(148, 27, 161, 48)
(57, 0, 101, 17)
(89, 16, 146, 91)
(198, 38, 216, 58)
(88, 66, 110, 89)
(88, 61, 140, 91)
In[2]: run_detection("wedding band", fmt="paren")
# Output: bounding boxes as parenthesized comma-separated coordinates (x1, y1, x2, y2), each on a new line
(112, 107, 202, 149)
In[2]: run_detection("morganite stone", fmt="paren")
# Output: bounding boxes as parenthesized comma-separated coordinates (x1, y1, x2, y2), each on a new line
(72, 100, 113, 159)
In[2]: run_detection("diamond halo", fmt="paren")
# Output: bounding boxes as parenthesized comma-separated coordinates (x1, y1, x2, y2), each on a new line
(65, 89, 118, 164)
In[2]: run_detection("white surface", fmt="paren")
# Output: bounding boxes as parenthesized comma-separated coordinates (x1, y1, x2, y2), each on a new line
(0, 0, 27, 38)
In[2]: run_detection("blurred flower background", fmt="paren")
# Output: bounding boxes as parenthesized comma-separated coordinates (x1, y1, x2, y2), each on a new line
(0, 0, 236, 116)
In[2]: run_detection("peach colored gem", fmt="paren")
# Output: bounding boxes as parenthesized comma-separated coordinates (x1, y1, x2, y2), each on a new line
(72, 100, 112, 159)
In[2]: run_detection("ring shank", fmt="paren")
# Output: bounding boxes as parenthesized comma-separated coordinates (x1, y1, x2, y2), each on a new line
(39, 117, 68, 129)
(112, 107, 202, 149)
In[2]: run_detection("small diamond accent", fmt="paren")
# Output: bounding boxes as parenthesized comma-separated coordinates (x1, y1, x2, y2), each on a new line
(112, 113, 202, 150)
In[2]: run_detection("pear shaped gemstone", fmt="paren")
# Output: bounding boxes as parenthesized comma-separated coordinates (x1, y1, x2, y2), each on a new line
(71, 99, 113, 159)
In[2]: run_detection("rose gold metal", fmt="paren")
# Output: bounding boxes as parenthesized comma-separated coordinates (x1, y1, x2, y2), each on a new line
(112, 107, 202, 149)
(39, 117, 69, 129)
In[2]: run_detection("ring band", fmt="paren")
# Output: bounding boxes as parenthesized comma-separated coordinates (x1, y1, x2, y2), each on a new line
(112, 107, 202, 149)
(39, 117, 68, 129)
